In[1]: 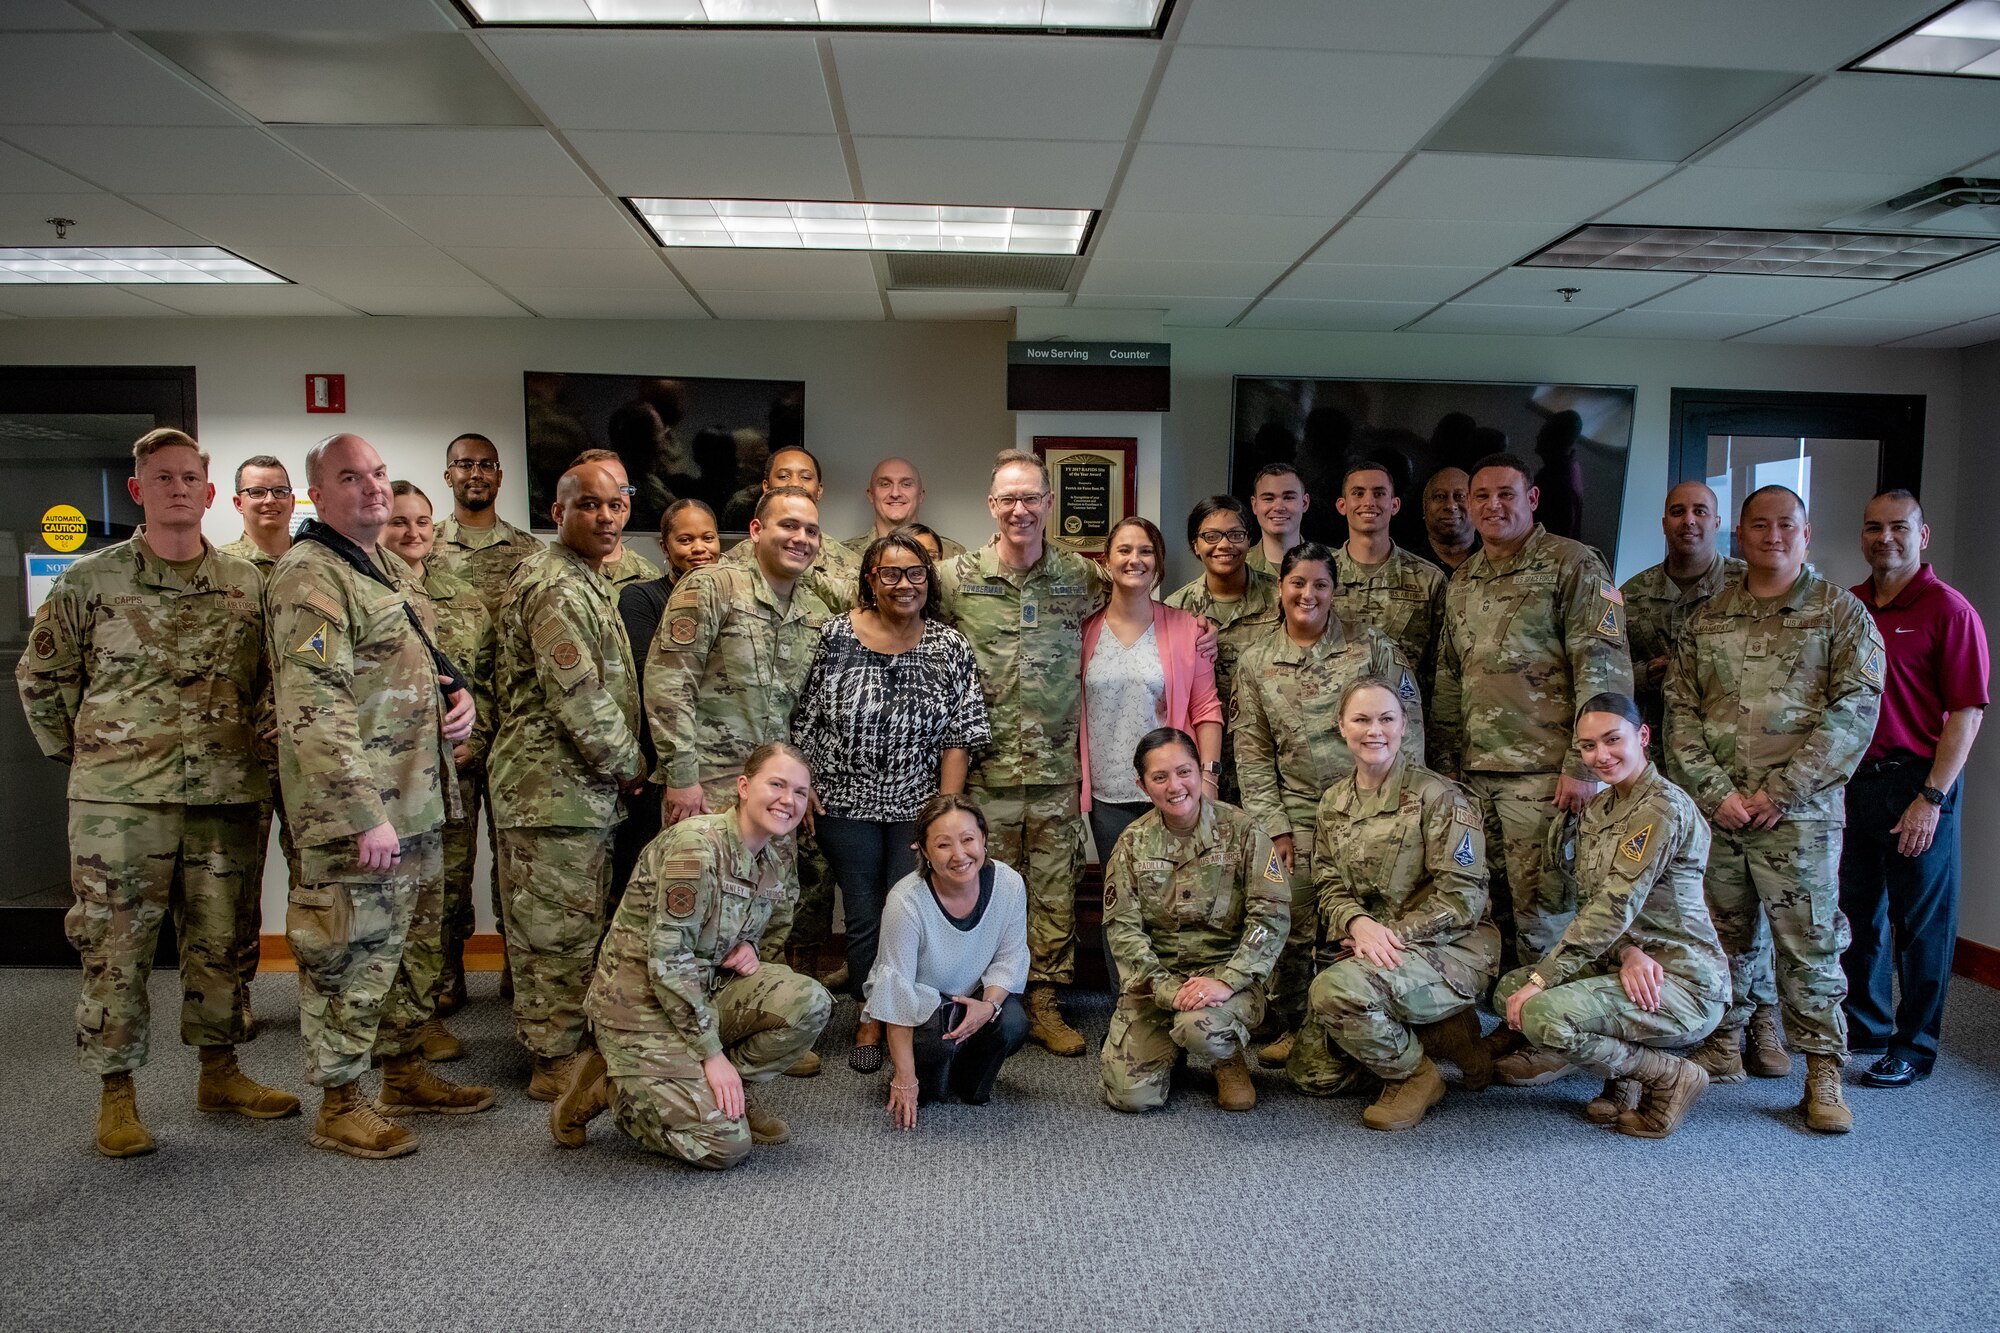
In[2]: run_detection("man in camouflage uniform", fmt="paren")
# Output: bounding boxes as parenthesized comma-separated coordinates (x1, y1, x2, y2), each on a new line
(1099, 796, 1290, 1112)
(1664, 485, 1883, 1134)
(267, 433, 491, 1159)
(1164, 497, 1280, 805)
(574, 447, 665, 589)
(553, 768, 833, 1166)
(720, 445, 861, 613)
(17, 428, 298, 1157)
(489, 462, 647, 1100)
(1246, 463, 1308, 577)
(840, 456, 966, 562)
(1433, 452, 1633, 969)
(1331, 460, 1447, 697)
(937, 450, 1110, 1056)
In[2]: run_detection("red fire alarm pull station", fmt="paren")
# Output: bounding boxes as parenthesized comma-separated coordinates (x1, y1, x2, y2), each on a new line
(306, 374, 345, 413)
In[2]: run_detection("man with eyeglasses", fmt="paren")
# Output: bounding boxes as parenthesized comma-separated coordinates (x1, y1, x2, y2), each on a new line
(936, 450, 1111, 1056)
(574, 448, 664, 591)
(1331, 459, 1446, 698)
(221, 455, 296, 569)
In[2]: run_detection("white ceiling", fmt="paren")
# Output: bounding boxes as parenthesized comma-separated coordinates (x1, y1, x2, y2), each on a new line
(0, 0, 1995, 345)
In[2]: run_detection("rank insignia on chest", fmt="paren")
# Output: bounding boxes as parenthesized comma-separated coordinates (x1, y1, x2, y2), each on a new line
(1620, 823, 1653, 864)
(1263, 850, 1285, 883)
(1020, 601, 1038, 628)
(1453, 830, 1476, 868)
(296, 620, 328, 663)
(1862, 647, 1883, 687)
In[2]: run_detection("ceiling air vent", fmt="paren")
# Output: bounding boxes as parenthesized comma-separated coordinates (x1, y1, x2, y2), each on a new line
(885, 253, 1074, 292)
(1831, 177, 2000, 238)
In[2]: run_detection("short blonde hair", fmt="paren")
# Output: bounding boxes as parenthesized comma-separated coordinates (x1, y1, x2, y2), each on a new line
(133, 427, 208, 470)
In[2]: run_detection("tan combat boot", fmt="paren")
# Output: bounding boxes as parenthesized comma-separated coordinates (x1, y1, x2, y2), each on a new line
(96, 1071, 156, 1158)
(1688, 1023, 1746, 1083)
(1493, 1047, 1573, 1086)
(1025, 984, 1085, 1057)
(195, 1046, 301, 1119)
(417, 1016, 463, 1063)
(1212, 1051, 1257, 1112)
(309, 1081, 417, 1159)
(1415, 1009, 1494, 1092)
(1745, 1005, 1793, 1078)
(1255, 1030, 1295, 1067)
(379, 1054, 495, 1115)
(1363, 1057, 1447, 1132)
(743, 1093, 790, 1145)
(1800, 1053, 1853, 1134)
(1614, 1048, 1709, 1139)
(527, 1051, 583, 1102)
(783, 1050, 822, 1078)
(549, 1047, 608, 1149)
(1585, 1078, 1641, 1125)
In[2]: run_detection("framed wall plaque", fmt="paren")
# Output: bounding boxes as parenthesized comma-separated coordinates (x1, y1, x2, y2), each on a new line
(1033, 436, 1137, 559)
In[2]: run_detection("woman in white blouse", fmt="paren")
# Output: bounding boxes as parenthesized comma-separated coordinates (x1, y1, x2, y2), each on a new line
(864, 794, 1030, 1131)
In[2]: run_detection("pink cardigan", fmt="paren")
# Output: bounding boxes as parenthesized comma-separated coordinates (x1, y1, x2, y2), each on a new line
(1079, 600, 1223, 811)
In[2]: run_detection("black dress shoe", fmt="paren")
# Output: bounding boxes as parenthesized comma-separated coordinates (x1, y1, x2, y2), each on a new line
(1860, 1055, 1930, 1088)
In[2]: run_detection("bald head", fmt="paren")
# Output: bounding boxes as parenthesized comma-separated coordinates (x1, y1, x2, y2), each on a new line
(866, 455, 925, 530)
(306, 434, 391, 543)
(554, 462, 630, 568)
(1662, 480, 1721, 565)
(556, 461, 621, 505)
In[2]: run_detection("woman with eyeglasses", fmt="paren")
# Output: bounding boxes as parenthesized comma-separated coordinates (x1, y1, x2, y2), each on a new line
(1164, 496, 1281, 804)
(792, 531, 991, 1072)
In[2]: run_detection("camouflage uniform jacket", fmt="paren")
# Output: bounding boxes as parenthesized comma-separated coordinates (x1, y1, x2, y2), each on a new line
(721, 531, 861, 613)
(1232, 617, 1422, 840)
(218, 535, 280, 571)
(432, 515, 541, 618)
(265, 538, 455, 847)
(1330, 542, 1445, 686)
(1314, 753, 1487, 948)
(603, 544, 663, 591)
(586, 811, 786, 1069)
(1663, 567, 1884, 823)
(489, 542, 643, 830)
(646, 561, 832, 789)
(842, 528, 967, 563)
(1163, 569, 1280, 720)
(420, 558, 496, 770)
(1620, 554, 1743, 751)
(1433, 523, 1632, 780)
(936, 540, 1110, 788)
(1102, 799, 1292, 1003)
(18, 532, 269, 805)
(1530, 762, 1728, 1005)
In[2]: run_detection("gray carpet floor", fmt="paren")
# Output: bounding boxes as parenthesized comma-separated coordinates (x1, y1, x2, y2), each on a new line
(3, 968, 1998, 1333)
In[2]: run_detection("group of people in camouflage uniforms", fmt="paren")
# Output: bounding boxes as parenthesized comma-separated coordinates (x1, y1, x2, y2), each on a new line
(21, 422, 1896, 1164)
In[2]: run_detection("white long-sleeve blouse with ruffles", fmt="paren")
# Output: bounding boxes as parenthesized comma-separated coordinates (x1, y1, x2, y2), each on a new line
(862, 859, 1029, 1028)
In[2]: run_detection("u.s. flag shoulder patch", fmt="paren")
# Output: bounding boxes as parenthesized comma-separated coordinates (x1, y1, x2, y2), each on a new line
(295, 620, 328, 663)
(1620, 822, 1653, 864)
(1263, 849, 1286, 883)
(1861, 647, 1883, 688)
(1453, 830, 1476, 868)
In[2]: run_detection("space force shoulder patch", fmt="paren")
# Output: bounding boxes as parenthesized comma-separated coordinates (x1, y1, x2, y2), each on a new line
(1263, 849, 1286, 884)
(1861, 647, 1883, 688)
(1620, 822, 1653, 865)
(1452, 830, 1476, 868)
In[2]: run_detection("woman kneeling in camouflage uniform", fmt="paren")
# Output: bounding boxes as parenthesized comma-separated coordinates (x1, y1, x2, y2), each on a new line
(1100, 728, 1291, 1113)
(1306, 676, 1501, 1132)
(1494, 694, 1728, 1139)
(549, 743, 832, 1167)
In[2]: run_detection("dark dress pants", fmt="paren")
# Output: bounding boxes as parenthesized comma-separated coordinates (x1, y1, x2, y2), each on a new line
(815, 816, 919, 1001)
(911, 995, 1030, 1105)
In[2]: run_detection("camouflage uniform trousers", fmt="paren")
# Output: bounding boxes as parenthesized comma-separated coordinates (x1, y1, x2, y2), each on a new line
(1462, 772, 1576, 965)
(1706, 820, 1852, 1055)
(232, 797, 300, 1001)
(437, 777, 480, 1000)
(967, 780, 1084, 985)
(65, 800, 263, 1075)
(286, 831, 444, 1088)
(497, 824, 614, 1060)
(1267, 815, 1320, 1033)
(1495, 965, 1723, 1079)
(1309, 934, 1498, 1080)
(693, 776, 804, 952)
(1100, 987, 1263, 1112)
(598, 964, 832, 1170)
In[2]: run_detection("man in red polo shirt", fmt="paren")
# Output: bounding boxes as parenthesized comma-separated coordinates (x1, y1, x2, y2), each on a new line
(1840, 489, 1988, 1088)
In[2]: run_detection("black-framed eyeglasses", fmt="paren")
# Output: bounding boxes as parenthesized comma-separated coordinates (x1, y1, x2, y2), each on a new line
(1196, 527, 1250, 547)
(237, 486, 294, 500)
(448, 459, 500, 474)
(872, 565, 930, 586)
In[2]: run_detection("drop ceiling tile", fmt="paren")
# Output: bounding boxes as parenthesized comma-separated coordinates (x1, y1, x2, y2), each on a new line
(1272, 263, 1491, 303)
(1633, 274, 1887, 317)
(373, 195, 641, 249)
(0, 142, 93, 193)
(229, 245, 483, 288)
(139, 285, 356, 316)
(450, 246, 677, 288)
(1412, 302, 1604, 334)
(0, 2, 100, 29)
(1701, 74, 2000, 177)
(1116, 145, 1400, 217)
(1092, 212, 1332, 264)
(1800, 270, 2000, 324)
(1732, 315, 1946, 345)
(0, 33, 236, 125)
(1576, 308, 1779, 339)
(832, 36, 1156, 141)
(1239, 298, 1435, 331)
(701, 290, 885, 320)
(1597, 165, 1933, 229)
(887, 290, 1069, 321)
(340, 286, 528, 317)
(275, 128, 598, 197)
(7, 127, 341, 194)
(1887, 314, 2000, 348)
(133, 193, 424, 246)
(0, 193, 204, 245)
(484, 32, 834, 133)
(1361, 154, 1671, 223)
(0, 286, 182, 317)
(513, 287, 709, 320)
(1144, 47, 1489, 151)
(1457, 266, 1692, 307)
(1519, 0, 1944, 72)
(667, 249, 878, 293)
(568, 131, 854, 200)
(1078, 258, 1287, 298)
(1176, 0, 1552, 55)
(94, 1, 457, 30)
(853, 138, 1123, 209)
(1310, 217, 1559, 268)
(1070, 293, 1251, 326)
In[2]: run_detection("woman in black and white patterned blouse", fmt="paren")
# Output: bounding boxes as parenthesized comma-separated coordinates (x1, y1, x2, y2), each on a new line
(793, 530, 992, 1072)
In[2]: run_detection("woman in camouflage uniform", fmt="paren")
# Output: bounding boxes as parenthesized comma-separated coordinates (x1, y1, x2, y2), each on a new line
(1163, 495, 1280, 804)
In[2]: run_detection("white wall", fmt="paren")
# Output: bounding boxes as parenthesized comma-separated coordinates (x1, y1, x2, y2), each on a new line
(1952, 340, 2000, 949)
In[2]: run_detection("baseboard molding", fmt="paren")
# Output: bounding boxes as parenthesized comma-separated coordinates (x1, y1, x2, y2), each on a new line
(257, 932, 507, 973)
(1953, 936, 2000, 990)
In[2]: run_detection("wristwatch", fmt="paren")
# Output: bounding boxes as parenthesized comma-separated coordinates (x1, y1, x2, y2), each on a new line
(1202, 761, 1222, 779)
(1528, 971, 1551, 991)
(1920, 785, 1947, 807)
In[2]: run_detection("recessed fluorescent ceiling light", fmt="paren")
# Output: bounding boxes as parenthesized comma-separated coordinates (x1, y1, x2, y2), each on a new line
(630, 199, 1095, 254)
(1853, 0, 2000, 77)
(1520, 225, 1998, 280)
(462, 0, 1165, 31)
(0, 247, 288, 285)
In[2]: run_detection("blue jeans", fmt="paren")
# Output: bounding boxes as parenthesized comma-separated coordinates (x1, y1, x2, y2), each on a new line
(814, 815, 919, 1002)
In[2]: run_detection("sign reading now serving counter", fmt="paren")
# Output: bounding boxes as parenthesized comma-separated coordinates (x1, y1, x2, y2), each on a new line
(1006, 342, 1171, 413)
